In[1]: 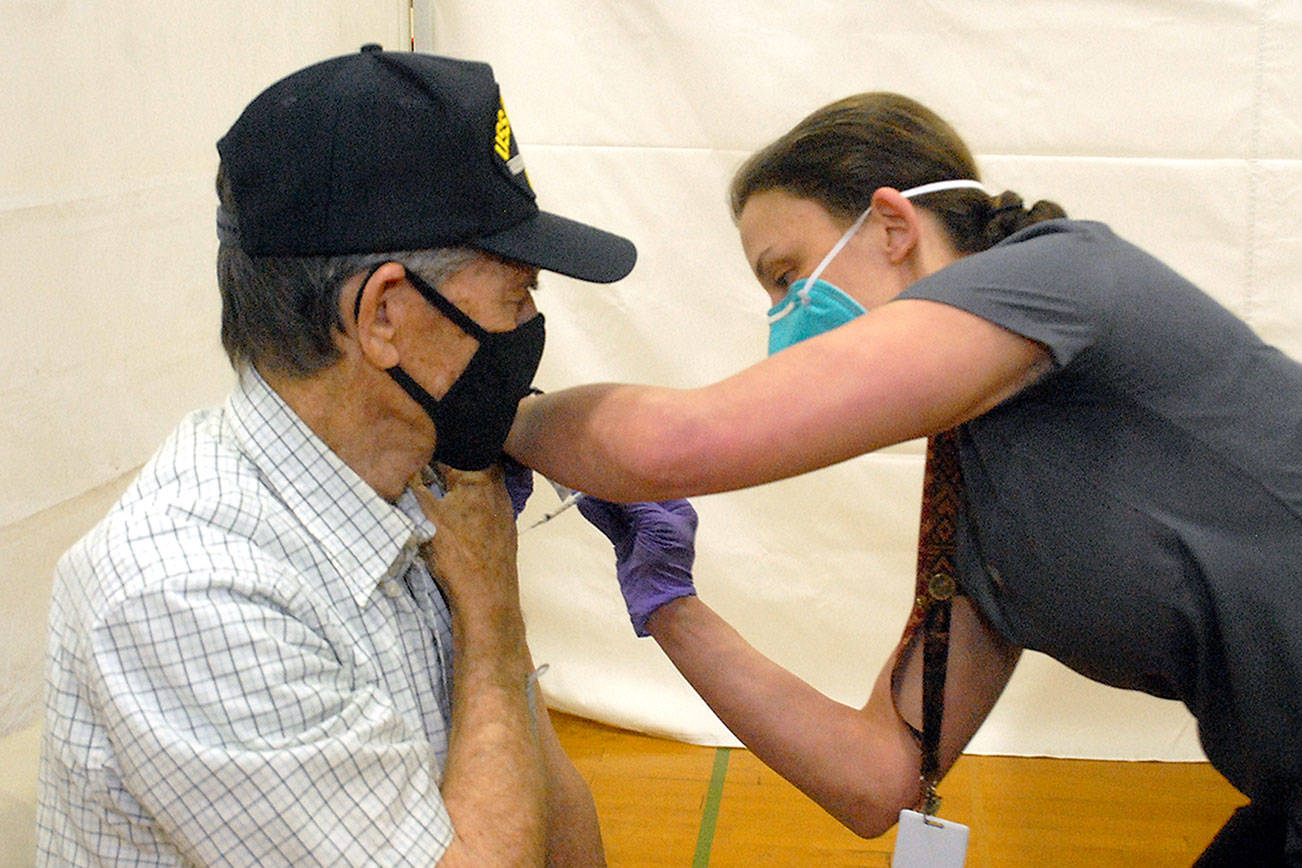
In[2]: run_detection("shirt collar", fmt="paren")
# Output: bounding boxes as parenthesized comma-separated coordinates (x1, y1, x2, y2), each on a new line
(225, 368, 436, 607)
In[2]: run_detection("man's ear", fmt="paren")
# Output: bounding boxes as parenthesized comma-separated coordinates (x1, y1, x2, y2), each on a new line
(348, 262, 409, 370)
(869, 188, 922, 265)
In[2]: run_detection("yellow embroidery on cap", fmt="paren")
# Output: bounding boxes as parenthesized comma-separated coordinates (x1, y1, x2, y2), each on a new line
(494, 104, 513, 162)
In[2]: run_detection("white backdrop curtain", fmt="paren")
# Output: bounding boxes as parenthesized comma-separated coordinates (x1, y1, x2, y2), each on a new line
(3, 0, 1299, 765)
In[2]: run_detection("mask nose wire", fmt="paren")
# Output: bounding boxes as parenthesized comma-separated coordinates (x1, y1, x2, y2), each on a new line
(766, 299, 797, 325)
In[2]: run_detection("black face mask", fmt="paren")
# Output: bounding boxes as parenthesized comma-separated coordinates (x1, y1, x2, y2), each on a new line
(358, 265, 546, 471)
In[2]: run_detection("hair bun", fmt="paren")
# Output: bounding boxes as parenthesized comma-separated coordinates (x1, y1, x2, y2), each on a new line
(990, 191, 1025, 215)
(983, 190, 1066, 246)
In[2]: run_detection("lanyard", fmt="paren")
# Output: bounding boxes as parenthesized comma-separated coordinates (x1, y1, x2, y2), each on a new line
(892, 428, 963, 817)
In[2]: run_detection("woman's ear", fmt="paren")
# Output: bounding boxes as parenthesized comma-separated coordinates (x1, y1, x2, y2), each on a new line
(869, 188, 922, 265)
(347, 262, 408, 370)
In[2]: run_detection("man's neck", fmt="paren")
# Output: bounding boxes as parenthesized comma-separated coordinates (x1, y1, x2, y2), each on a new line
(260, 363, 432, 503)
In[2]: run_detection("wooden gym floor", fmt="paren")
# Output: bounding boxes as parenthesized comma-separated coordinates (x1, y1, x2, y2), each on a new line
(551, 711, 1246, 867)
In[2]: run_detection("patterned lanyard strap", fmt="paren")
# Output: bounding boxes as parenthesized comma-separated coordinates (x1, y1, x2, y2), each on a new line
(892, 428, 964, 817)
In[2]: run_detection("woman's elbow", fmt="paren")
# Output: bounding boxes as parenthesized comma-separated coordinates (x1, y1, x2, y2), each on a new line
(835, 796, 912, 840)
(822, 772, 920, 839)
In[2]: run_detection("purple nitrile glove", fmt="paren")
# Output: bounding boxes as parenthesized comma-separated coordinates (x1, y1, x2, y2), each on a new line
(501, 455, 534, 519)
(577, 497, 698, 637)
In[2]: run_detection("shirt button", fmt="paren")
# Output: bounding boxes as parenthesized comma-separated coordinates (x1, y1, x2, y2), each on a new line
(381, 580, 403, 598)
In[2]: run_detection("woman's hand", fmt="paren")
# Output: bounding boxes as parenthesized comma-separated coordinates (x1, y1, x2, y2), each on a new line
(577, 497, 699, 636)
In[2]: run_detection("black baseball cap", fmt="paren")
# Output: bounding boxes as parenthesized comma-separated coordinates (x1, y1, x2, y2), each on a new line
(216, 45, 636, 283)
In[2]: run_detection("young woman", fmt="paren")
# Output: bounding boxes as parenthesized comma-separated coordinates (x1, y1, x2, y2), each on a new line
(507, 93, 1302, 864)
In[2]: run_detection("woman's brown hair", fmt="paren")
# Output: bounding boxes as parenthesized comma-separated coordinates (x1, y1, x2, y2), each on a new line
(729, 93, 1065, 253)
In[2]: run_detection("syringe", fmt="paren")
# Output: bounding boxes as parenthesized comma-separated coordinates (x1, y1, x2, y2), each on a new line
(522, 479, 587, 532)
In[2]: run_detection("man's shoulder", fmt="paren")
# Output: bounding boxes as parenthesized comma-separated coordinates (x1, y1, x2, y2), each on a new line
(57, 405, 295, 606)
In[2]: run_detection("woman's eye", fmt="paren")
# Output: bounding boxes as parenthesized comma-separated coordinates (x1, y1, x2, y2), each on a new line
(773, 271, 792, 290)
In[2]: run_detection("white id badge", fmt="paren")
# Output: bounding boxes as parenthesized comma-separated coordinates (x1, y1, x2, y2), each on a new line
(891, 809, 969, 868)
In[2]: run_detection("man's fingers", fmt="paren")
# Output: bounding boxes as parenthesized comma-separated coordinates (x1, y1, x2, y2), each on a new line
(437, 462, 504, 490)
(410, 475, 441, 515)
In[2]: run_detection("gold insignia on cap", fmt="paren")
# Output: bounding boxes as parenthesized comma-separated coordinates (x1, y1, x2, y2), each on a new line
(494, 108, 510, 162)
(494, 99, 529, 181)
(494, 102, 514, 163)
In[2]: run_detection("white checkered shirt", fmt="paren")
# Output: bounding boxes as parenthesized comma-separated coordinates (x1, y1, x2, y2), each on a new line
(38, 369, 459, 865)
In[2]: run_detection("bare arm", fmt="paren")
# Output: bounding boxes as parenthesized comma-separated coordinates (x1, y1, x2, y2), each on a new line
(416, 468, 606, 866)
(642, 593, 1020, 838)
(535, 698, 606, 866)
(415, 467, 548, 867)
(507, 299, 1050, 501)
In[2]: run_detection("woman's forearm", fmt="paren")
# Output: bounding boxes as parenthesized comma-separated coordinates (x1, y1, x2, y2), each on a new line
(507, 300, 1053, 503)
(644, 596, 921, 838)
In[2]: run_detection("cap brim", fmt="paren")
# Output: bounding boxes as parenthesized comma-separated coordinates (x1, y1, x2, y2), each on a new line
(474, 211, 636, 284)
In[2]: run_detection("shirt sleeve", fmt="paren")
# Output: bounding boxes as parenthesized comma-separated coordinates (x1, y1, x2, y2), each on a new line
(898, 221, 1114, 369)
(88, 567, 455, 866)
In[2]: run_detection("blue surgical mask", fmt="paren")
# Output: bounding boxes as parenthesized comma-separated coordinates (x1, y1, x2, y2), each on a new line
(765, 179, 989, 355)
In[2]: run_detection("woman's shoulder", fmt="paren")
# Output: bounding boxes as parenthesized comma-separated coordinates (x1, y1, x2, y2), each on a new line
(983, 218, 1128, 261)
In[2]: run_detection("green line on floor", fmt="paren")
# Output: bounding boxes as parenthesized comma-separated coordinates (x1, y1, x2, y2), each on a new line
(692, 747, 731, 867)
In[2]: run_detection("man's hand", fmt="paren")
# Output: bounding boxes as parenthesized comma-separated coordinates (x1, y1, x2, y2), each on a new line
(414, 464, 550, 866)
(577, 498, 699, 636)
(413, 464, 520, 621)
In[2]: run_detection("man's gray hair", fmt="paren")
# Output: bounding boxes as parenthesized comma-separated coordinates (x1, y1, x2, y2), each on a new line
(217, 243, 478, 378)
(215, 163, 484, 377)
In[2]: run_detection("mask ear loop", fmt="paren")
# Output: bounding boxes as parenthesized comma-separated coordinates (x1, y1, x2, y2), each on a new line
(403, 269, 492, 341)
(350, 263, 439, 421)
(353, 263, 387, 327)
(766, 204, 874, 327)
(766, 179, 989, 326)
(351, 263, 491, 342)
(897, 179, 989, 199)
(797, 205, 874, 308)
(350, 262, 478, 422)
(803, 179, 991, 299)
(349, 263, 444, 423)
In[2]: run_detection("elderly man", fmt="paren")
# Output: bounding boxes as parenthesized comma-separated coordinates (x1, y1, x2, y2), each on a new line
(38, 45, 634, 866)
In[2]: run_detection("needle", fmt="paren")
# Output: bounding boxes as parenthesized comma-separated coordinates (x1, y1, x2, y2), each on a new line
(523, 490, 587, 532)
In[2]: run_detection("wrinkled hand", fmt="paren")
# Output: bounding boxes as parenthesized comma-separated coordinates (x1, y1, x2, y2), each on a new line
(501, 455, 534, 519)
(577, 497, 698, 637)
(412, 464, 519, 618)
